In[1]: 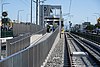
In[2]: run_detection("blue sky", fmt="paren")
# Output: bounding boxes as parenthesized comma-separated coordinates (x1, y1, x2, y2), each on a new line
(0, 0, 100, 26)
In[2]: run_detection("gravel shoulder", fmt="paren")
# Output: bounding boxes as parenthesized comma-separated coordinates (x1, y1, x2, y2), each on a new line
(44, 34, 64, 67)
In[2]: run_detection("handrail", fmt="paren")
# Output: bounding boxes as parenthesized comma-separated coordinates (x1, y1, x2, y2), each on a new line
(0, 27, 59, 64)
(9, 28, 46, 45)
(0, 32, 47, 62)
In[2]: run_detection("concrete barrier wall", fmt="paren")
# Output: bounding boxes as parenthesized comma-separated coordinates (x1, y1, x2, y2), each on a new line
(30, 34, 42, 44)
(35, 28, 47, 35)
(0, 27, 59, 67)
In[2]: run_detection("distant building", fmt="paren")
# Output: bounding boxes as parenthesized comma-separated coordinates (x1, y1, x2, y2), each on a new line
(82, 22, 90, 28)
(39, 5, 53, 27)
(39, 5, 63, 28)
(72, 22, 91, 33)
(81, 22, 91, 32)
(44, 15, 64, 27)
(72, 24, 81, 32)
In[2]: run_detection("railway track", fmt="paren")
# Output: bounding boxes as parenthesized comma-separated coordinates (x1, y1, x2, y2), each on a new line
(64, 32, 100, 67)
(64, 33, 72, 67)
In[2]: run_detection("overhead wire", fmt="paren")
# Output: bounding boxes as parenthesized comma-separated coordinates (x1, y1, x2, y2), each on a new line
(69, 0, 72, 14)
(20, 0, 30, 7)
(26, 0, 30, 4)
(68, 0, 72, 20)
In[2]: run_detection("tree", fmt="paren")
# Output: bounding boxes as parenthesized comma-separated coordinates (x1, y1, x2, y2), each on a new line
(95, 24, 100, 28)
(85, 25, 95, 32)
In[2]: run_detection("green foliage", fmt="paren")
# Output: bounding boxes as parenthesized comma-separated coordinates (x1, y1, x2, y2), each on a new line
(85, 25, 95, 31)
(2, 18, 11, 25)
(95, 24, 100, 28)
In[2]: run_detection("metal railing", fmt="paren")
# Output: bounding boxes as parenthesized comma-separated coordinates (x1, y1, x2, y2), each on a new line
(0, 27, 59, 67)
(6, 28, 47, 56)
(64, 33, 72, 67)
(6, 33, 30, 56)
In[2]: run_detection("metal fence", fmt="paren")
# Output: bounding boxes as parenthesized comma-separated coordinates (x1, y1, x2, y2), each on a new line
(0, 27, 59, 67)
(13, 23, 43, 36)
(6, 28, 47, 56)
(6, 33, 30, 56)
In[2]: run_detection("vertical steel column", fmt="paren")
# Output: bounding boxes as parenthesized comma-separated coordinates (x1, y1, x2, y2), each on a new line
(17, 10, 24, 23)
(30, 0, 32, 34)
(0, 5, 2, 59)
(38, 0, 40, 25)
(31, 0, 32, 23)
(36, 0, 39, 25)
(0, 1, 2, 59)
(0, 39, 1, 60)
(17, 11, 19, 23)
(42, 2, 44, 28)
(59, 8, 62, 38)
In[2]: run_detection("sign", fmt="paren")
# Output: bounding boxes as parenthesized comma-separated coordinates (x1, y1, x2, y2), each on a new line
(0, 21, 2, 26)
(44, 6, 47, 12)
(2, 12, 8, 17)
(97, 17, 100, 24)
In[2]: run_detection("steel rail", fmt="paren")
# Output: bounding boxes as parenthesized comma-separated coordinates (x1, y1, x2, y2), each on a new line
(64, 33, 72, 67)
(66, 33, 91, 66)
(69, 33, 100, 66)
(72, 33, 100, 57)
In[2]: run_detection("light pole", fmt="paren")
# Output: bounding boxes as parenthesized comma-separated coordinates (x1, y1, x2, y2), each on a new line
(17, 10, 24, 23)
(86, 17, 89, 22)
(93, 15, 97, 19)
(2, 3, 10, 14)
(26, 14, 31, 23)
(93, 15, 98, 24)
(33, 0, 47, 25)
(68, 14, 73, 20)
(42, 1, 44, 27)
(59, 7, 62, 38)
(68, 14, 73, 33)
(62, 13, 70, 16)
(94, 13, 100, 18)
(40, 0, 47, 27)
(68, 0, 73, 33)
